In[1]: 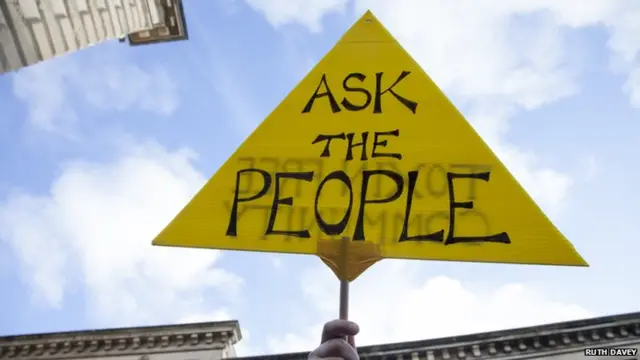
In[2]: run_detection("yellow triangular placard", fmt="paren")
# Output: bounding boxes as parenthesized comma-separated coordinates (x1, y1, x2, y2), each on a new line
(153, 10, 587, 268)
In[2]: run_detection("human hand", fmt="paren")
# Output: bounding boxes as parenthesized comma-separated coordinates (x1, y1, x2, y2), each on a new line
(308, 320, 360, 360)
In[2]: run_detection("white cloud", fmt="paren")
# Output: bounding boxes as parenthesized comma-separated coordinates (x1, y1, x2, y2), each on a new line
(581, 155, 600, 182)
(235, 328, 252, 357)
(245, 0, 640, 110)
(80, 62, 178, 116)
(0, 140, 241, 326)
(238, 0, 640, 215)
(11, 45, 179, 137)
(267, 261, 592, 354)
(186, 15, 262, 137)
(244, 0, 349, 33)
(270, 255, 284, 269)
(179, 309, 234, 324)
(494, 141, 573, 217)
(623, 67, 640, 108)
(11, 56, 79, 138)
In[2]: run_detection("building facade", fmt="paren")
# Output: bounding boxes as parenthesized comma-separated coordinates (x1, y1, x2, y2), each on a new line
(0, 321, 241, 360)
(0, 312, 638, 360)
(0, 0, 188, 74)
(242, 312, 640, 360)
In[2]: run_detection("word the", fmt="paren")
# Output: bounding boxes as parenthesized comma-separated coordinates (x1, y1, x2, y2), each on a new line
(312, 129, 402, 161)
(584, 347, 638, 357)
(302, 71, 418, 114)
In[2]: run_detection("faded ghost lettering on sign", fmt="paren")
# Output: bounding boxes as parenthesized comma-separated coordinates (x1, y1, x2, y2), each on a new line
(226, 71, 511, 246)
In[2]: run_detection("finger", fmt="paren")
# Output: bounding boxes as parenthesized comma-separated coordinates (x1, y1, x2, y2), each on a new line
(311, 338, 359, 360)
(347, 335, 356, 349)
(321, 320, 360, 343)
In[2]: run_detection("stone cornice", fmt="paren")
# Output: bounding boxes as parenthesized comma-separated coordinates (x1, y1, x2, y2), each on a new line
(365, 318, 640, 360)
(0, 320, 241, 359)
(239, 312, 640, 360)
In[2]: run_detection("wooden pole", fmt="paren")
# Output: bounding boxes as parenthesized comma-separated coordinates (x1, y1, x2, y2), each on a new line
(339, 236, 349, 320)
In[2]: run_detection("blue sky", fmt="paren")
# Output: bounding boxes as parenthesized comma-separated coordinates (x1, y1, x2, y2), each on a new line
(1, 0, 640, 356)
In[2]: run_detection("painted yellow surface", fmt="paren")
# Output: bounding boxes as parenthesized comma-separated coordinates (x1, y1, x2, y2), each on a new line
(153, 11, 587, 268)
